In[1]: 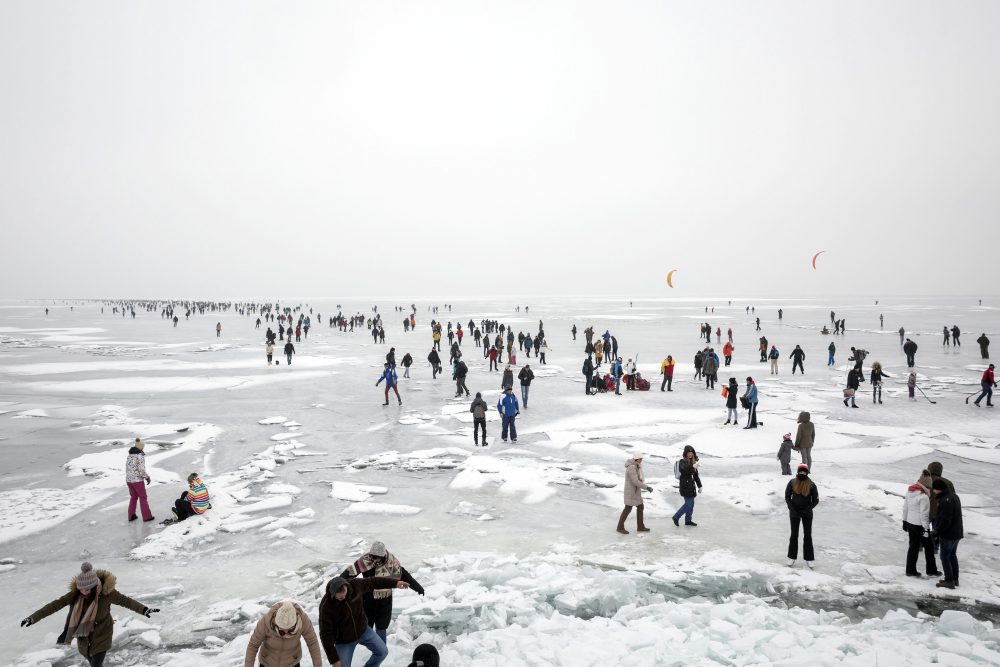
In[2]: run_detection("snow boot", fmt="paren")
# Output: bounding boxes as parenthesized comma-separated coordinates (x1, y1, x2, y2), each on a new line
(806, 561, 815, 570)
(788, 559, 796, 567)
(636, 506, 650, 532)
(616, 507, 631, 534)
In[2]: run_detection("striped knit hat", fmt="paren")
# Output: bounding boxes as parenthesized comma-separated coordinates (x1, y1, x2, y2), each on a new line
(76, 562, 99, 591)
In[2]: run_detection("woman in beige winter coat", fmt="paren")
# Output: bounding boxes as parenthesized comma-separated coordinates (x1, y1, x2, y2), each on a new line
(244, 600, 322, 667)
(617, 451, 652, 534)
(793, 412, 815, 469)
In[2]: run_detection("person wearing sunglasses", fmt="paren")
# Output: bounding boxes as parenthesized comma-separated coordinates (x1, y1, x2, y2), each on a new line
(244, 600, 322, 667)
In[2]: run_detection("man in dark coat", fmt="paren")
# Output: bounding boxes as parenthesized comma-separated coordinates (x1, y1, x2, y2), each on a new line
(582, 356, 594, 395)
(932, 479, 964, 589)
(319, 575, 408, 667)
(903, 339, 918, 368)
(790, 345, 806, 374)
(977, 334, 990, 359)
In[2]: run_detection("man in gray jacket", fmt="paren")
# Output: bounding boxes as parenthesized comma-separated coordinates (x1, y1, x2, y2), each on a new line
(793, 411, 815, 469)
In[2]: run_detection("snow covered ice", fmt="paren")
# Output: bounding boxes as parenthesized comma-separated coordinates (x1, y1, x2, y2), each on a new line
(2, 297, 1000, 665)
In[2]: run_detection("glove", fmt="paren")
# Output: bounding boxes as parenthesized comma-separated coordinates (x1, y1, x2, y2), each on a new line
(21, 617, 32, 627)
(143, 607, 159, 617)
(645, 485, 653, 492)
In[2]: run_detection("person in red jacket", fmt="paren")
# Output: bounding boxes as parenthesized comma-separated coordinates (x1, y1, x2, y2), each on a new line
(722, 341, 734, 367)
(974, 364, 996, 407)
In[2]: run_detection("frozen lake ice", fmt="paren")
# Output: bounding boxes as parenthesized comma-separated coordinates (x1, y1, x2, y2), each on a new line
(2, 296, 999, 665)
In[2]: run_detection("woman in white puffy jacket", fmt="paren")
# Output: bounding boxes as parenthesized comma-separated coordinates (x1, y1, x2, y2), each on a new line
(901, 471, 940, 578)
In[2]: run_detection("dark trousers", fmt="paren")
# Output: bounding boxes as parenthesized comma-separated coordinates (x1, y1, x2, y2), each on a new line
(626, 375, 635, 390)
(981, 345, 989, 359)
(173, 497, 196, 521)
(456, 378, 469, 396)
(975, 383, 993, 405)
(384, 385, 400, 403)
(489, 359, 498, 371)
(724, 355, 731, 366)
(88, 653, 107, 667)
(906, 354, 915, 367)
(746, 403, 757, 427)
(792, 360, 804, 374)
(473, 417, 486, 443)
(905, 523, 938, 575)
(788, 515, 814, 561)
(661, 375, 672, 391)
(501, 415, 517, 441)
(585, 374, 593, 394)
(940, 538, 961, 582)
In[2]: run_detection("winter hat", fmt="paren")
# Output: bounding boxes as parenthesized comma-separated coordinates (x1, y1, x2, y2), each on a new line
(76, 562, 99, 591)
(783, 433, 792, 441)
(408, 643, 441, 667)
(326, 576, 348, 597)
(630, 450, 644, 461)
(932, 479, 949, 492)
(274, 601, 298, 630)
(797, 464, 809, 475)
(369, 541, 387, 558)
(134, 438, 145, 452)
(917, 472, 932, 489)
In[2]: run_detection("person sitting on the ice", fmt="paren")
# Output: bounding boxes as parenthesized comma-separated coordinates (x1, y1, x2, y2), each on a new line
(172, 473, 211, 522)
(821, 326, 830, 335)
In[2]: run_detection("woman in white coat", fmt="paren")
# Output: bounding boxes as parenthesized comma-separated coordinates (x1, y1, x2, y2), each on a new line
(902, 470, 941, 577)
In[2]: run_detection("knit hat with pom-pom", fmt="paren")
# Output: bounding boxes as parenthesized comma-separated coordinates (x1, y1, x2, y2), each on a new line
(76, 562, 99, 591)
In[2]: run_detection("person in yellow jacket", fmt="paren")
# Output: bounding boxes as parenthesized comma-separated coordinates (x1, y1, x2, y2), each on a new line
(594, 339, 604, 367)
(660, 355, 675, 391)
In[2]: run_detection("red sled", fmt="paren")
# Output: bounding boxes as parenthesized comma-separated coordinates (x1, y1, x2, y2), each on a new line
(634, 372, 650, 391)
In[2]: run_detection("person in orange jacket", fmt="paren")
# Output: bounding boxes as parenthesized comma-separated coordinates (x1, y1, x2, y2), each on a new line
(722, 341, 734, 367)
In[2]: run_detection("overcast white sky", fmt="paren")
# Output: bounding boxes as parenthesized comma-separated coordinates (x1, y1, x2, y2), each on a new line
(1, 1, 998, 299)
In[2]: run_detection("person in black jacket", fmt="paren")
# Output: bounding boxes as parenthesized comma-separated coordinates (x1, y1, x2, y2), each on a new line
(339, 541, 424, 645)
(583, 356, 594, 395)
(470, 392, 489, 445)
(844, 368, 861, 408)
(903, 339, 918, 368)
(977, 333, 990, 359)
(672, 445, 702, 526)
(454, 358, 470, 397)
(786, 464, 819, 568)
(789, 345, 805, 375)
(401, 352, 413, 379)
(932, 479, 964, 589)
(518, 364, 535, 408)
(319, 575, 407, 667)
(427, 349, 441, 379)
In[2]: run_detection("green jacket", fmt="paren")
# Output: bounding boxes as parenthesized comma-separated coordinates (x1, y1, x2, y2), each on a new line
(29, 569, 147, 658)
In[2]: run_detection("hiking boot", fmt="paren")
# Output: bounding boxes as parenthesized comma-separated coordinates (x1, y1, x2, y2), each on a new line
(616, 507, 631, 534)
(636, 506, 650, 532)
(672, 516, 680, 527)
(936, 580, 956, 589)
(685, 521, 698, 526)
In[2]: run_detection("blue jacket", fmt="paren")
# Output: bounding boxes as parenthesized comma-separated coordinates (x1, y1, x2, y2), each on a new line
(376, 368, 397, 387)
(745, 383, 759, 404)
(497, 393, 519, 416)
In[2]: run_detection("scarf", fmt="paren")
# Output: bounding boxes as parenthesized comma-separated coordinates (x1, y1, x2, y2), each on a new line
(351, 552, 402, 600)
(65, 580, 102, 644)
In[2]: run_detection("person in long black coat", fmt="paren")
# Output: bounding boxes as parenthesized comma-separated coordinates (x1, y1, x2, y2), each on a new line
(786, 465, 819, 568)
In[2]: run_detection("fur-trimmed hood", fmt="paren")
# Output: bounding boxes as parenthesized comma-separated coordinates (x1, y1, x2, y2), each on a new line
(68, 569, 117, 596)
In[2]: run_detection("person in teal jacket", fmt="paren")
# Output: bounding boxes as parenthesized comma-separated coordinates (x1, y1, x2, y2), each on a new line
(742, 377, 759, 429)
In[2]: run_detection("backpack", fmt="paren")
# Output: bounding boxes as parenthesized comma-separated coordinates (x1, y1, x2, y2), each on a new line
(673, 459, 682, 479)
(473, 403, 485, 419)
